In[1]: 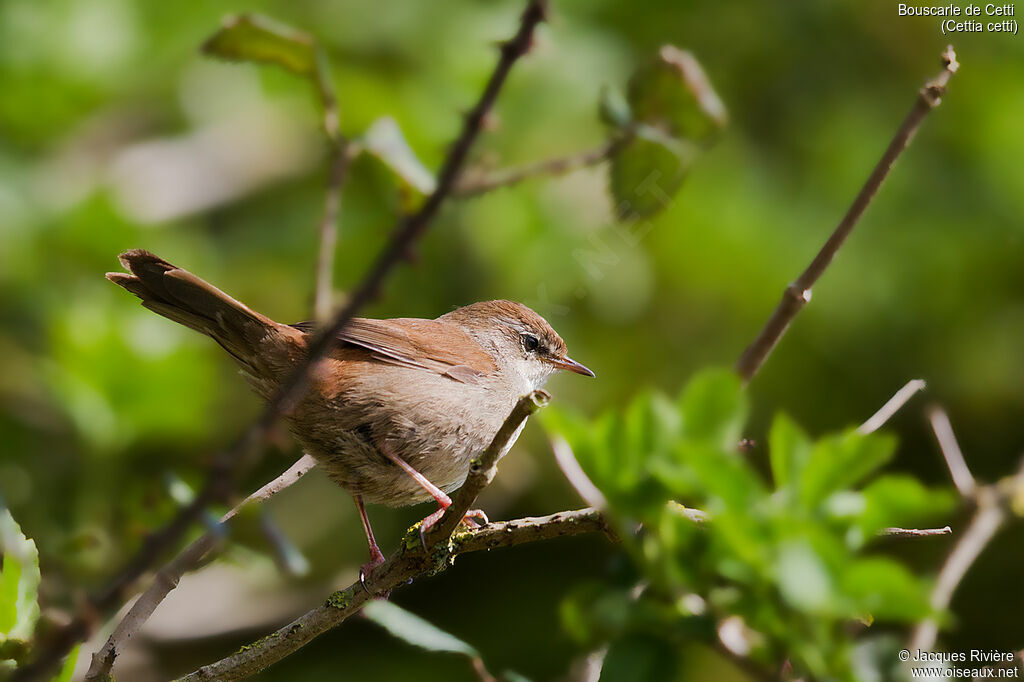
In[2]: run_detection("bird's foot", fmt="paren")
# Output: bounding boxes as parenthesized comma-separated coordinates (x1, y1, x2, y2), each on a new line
(359, 547, 387, 594)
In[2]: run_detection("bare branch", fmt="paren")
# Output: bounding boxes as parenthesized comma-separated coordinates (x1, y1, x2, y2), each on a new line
(880, 526, 952, 537)
(858, 379, 927, 435)
(910, 488, 1005, 652)
(177, 508, 605, 681)
(453, 138, 624, 198)
(314, 142, 356, 322)
(928, 406, 977, 498)
(84, 455, 317, 680)
(735, 46, 959, 382)
(551, 436, 607, 509)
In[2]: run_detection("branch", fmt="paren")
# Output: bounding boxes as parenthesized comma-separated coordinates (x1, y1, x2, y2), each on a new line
(178, 397, 601, 681)
(858, 379, 927, 435)
(84, 455, 318, 680)
(928, 405, 977, 498)
(880, 526, 952, 537)
(735, 46, 959, 382)
(178, 508, 606, 682)
(909, 488, 1005, 652)
(453, 138, 624, 198)
(16, 4, 547, 679)
(314, 142, 356, 322)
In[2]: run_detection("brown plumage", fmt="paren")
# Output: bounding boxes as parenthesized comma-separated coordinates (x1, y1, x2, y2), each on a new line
(107, 250, 593, 514)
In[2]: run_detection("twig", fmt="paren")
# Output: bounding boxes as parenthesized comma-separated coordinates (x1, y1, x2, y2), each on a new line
(880, 526, 952, 537)
(84, 455, 317, 680)
(178, 399, 599, 681)
(453, 139, 624, 198)
(16, 4, 546, 677)
(177, 508, 606, 681)
(928, 406, 977, 498)
(858, 379, 927, 435)
(909, 488, 1005, 652)
(550, 436, 607, 509)
(735, 46, 959, 382)
(314, 142, 355, 323)
(424, 390, 551, 548)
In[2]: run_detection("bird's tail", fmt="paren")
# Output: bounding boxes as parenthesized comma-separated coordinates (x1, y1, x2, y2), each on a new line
(107, 249, 287, 372)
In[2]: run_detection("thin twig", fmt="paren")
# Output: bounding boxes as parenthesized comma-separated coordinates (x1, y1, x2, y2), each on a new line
(909, 488, 1005, 652)
(178, 399, 599, 681)
(928, 406, 977, 498)
(15, 4, 546, 678)
(735, 46, 959, 382)
(858, 379, 927, 435)
(314, 142, 355, 323)
(84, 455, 317, 680)
(880, 526, 952, 537)
(453, 138, 624, 198)
(177, 508, 606, 682)
(550, 436, 607, 509)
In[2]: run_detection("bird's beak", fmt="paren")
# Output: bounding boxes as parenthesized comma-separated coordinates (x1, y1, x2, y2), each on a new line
(548, 355, 595, 378)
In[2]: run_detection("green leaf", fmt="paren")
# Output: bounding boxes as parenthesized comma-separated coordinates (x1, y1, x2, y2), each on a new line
(842, 558, 931, 621)
(598, 84, 633, 129)
(202, 14, 317, 76)
(361, 117, 437, 194)
(677, 368, 746, 448)
(774, 540, 836, 615)
(798, 429, 897, 510)
(609, 124, 694, 220)
(600, 633, 678, 682)
(54, 645, 80, 682)
(673, 442, 765, 513)
(627, 45, 727, 144)
(858, 476, 956, 539)
(363, 600, 479, 657)
(768, 412, 812, 491)
(0, 509, 40, 655)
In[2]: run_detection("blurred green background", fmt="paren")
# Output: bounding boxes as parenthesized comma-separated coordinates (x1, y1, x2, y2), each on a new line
(1, 0, 1022, 679)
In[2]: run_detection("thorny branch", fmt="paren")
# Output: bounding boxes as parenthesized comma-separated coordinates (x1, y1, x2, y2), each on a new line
(734, 46, 959, 383)
(14, 2, 548, 679)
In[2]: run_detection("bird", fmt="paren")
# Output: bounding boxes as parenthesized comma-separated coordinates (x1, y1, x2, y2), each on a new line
(106, 249, 594, 576)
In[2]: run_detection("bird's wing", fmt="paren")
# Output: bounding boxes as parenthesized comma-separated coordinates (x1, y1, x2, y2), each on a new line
(291, 318, 496, 383)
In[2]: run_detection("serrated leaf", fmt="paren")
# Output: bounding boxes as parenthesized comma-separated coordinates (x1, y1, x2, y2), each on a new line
(628, 45, 727, 144)
(677, 368, 746, 449)
(362, 117, 436, 194)
(0, 509, 40, 653)
(600, 633, 678, 682)
(798, 429, 897, 510)
(842, 558, 931, 621)
(609, 124, 694, 220)
(363, 600, 478, 657)
(769, 412, 812, 491)
(203, 14, 317, 76)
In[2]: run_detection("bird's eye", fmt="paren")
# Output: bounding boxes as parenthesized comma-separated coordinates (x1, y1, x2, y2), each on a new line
(521, 334, 540, 353)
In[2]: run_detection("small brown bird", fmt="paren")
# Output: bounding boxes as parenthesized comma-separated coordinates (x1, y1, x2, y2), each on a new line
(107, 250, 593, 575)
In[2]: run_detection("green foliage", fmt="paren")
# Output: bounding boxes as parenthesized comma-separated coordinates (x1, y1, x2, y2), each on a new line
(202, 14, 318, 77)
(361, 117, 437, 195)
(0, 509, 40, 666)
(364, 600, 532, 682)
(544, 369, 953, 681)
(604, 46, 727, 220)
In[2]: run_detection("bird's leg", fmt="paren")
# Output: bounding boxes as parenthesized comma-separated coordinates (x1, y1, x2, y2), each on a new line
(378, 445, 488, 549)
(354, 495, 386, 588)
